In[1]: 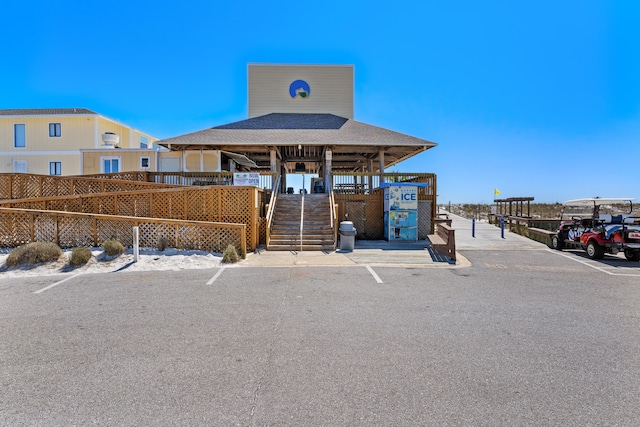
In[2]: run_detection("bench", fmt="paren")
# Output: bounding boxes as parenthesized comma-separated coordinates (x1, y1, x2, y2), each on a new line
(428, 220, 456, 261)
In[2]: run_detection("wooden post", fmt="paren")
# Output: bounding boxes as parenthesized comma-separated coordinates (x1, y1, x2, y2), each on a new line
(55, 215, 60, 246)
(378, 150, 385, 183)
(251, 188, 258, 251)
(324, 148, 332, 193)
(30, 213, 35, 243)
(183, 191, 188, 220)
(270, 148, 277, 190)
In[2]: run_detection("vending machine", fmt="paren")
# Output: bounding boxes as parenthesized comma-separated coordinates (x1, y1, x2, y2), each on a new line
(382, 183, 421, 241)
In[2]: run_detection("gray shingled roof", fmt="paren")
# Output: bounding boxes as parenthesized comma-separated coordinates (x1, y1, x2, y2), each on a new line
(214, 113, 349, 130)
(0, 108, 97, 116)
(159, 113, 437, 148)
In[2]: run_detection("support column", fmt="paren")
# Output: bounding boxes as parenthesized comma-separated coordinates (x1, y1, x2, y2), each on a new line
(378, 149, 385, 183)
(367, 158, 374, 192)
(280, 163, 287, 193)
(270, 148, 277, 190)
(324, 148, 332, 193)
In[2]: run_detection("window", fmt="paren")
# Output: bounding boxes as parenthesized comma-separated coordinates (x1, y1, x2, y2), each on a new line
(13, 160, 27, 173)
(101, 157, 120, 173)
(50, 161, 62, 175)
(49, 123, 61, 137)
(140, 156, 150, 169)
(140, 136, 149, 149)
(14, 124, 25, 147)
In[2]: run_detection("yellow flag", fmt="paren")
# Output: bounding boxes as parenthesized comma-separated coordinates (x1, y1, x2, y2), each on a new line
(494, 188, 501, 196)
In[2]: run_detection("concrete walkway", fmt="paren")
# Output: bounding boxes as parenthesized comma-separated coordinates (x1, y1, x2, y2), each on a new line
(448, 212, 546, 251)
(240, 212, 547, 268)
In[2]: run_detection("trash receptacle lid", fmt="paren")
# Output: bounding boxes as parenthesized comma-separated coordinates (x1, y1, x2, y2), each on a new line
(339, 221, 354, 231)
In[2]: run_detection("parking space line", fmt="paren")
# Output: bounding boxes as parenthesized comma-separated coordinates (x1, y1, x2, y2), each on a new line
(550, 250, 640, 277)
(34, 274, 81, 294)
(206, 266, 226, 285)
(366, 265, 384, 283)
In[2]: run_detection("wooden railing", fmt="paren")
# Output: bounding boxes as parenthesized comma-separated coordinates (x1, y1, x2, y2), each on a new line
(147, 172, 277, 189)
(329, 189, 338, 245)
(0, 208, 246, 255)
(487, 215, 559, 247)
(0, 173, 178, 200)
(80, 171, 279, 190)
(265, 175, 281, 247)
(331, 172, 436, 198)
(428, 217, 456, 261)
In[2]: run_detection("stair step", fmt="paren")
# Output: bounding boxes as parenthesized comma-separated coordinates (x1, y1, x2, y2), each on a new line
(268, 193, 334, 251)
(266, 244, 336, 251)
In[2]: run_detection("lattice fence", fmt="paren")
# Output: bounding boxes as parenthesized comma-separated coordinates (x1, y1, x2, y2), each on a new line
(418, 201, 433, 240)
(0, 208, 246, 254)
(0, 186, 262, 251)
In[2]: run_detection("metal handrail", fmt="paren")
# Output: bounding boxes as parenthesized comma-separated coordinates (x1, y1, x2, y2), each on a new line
(329, 189, 335, 230)
(265, 175, 281, 246)
(299, 191, 305, 252)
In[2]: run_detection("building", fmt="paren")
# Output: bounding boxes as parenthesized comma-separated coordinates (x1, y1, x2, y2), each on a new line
(0, 108, 158, 176)
(157, 64, 437, 192)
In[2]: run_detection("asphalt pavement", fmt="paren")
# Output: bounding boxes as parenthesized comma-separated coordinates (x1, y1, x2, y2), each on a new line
(4, 213, 640, 426)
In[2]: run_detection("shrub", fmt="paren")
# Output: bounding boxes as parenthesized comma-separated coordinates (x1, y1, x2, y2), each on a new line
(5, 242, 62, 267)
(157, 236, 170, 251)
(102, 239, 124, 256)
(222, 244, 240, 263)
(69, 247, 92, 266)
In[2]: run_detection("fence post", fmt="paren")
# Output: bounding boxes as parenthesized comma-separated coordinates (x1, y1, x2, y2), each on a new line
(132, 226, 139, 262)
(472, 217, 475, 238)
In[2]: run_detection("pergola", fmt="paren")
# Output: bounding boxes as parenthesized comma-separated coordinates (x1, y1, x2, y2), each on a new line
(494, 197, 535, 217)
(157, 113, 437, 192)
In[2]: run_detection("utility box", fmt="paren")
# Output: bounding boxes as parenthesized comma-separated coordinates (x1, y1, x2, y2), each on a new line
(382, 183, 427, 241)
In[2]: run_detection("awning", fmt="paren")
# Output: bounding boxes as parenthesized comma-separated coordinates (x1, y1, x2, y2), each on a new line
(221, 151, 258, 168)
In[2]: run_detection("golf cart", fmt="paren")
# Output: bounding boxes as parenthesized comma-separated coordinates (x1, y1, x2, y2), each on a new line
(550, 197, 640, 261)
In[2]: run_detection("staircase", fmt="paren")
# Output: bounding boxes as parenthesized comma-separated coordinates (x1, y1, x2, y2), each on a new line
(267, 193, 336, 251)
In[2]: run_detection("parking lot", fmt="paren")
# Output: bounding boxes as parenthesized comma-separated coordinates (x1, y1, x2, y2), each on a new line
(2, 216, 640, 426)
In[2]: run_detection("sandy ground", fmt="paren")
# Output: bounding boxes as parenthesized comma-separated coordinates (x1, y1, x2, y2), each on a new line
(0, 247, 223, 279)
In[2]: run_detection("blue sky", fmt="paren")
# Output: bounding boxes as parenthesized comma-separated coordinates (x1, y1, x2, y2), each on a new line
(2, 1, 638, 203)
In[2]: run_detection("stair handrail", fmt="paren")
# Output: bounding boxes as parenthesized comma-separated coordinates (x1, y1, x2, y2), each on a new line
(330, 188, 338, 249)
(299, 191, 305, 252)
(265, 174, 281, 245)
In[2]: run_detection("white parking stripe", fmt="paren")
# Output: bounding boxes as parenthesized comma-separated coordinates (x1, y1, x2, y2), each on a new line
(550, 250, 640, 277)
(206, 266, 226, 285)
(34, 274, 81, 294)
(366, 265, 384, 283)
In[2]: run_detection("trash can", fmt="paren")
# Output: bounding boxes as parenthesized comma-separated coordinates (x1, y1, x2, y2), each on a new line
(339, 221, 357, 252)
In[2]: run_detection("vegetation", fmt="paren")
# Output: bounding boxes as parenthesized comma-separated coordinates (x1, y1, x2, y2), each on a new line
(102, 239, 125, 256)
(5, 242, 62, 267)
(157, 236, 170, 252)
(442, 203, 564, 220)
(443, 202, 640, 221)
(222, 244, 240, 263)
(69, 247, 92, 266)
